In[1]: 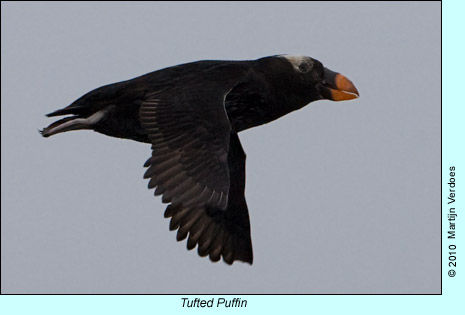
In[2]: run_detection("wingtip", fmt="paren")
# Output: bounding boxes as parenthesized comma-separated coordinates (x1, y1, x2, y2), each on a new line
(225, 255, 253, 265)
(237, 253, 253, 265)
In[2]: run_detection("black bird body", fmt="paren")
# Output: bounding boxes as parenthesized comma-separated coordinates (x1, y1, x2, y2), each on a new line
(42, 55, 358, 265)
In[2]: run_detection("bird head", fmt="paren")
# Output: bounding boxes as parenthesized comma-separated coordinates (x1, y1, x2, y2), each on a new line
(277, 55, 359, 103)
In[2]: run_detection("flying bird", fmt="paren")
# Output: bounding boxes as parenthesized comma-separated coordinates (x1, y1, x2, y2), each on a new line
(41, 55, 359, 265)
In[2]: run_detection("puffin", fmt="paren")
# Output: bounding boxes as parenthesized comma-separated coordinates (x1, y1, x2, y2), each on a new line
(41, 55, 359, 265)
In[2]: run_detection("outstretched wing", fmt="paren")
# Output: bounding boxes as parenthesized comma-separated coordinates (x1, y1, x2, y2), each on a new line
(163, 133, 253, 264)
(140, 78, 233, 210)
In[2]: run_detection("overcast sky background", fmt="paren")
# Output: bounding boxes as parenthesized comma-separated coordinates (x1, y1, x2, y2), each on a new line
(1, 2, 440, 294)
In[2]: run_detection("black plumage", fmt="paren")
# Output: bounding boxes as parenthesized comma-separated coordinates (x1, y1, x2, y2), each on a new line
(41, 55, 358, 265)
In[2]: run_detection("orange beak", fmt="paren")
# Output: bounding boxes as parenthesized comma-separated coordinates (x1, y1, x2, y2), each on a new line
(319, 68, 359, 101)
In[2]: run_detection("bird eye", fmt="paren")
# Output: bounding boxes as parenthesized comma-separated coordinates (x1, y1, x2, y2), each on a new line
(298, 63, 309, 73)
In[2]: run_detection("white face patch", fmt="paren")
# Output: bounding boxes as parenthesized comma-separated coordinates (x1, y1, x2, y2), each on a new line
(279, 55, 313, 73)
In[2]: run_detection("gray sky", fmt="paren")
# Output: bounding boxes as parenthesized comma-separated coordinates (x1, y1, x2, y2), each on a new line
(1, 2, 440, 294)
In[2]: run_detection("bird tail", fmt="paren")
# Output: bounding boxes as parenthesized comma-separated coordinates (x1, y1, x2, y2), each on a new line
(40, 106, 107, 138)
